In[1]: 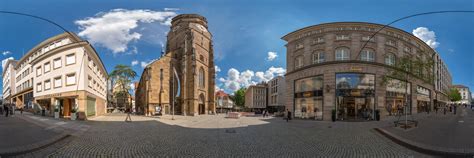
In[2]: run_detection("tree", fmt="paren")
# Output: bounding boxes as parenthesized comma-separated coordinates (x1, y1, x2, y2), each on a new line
(381, 54, 434, 128)
(232, 88, 246, 108)
(109, 64, 137, 110)
(448, 88, 462, 102)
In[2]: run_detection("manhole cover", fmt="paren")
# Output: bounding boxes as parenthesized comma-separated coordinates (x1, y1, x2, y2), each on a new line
(225, 129, 236, 133)
(458, 120, 464, 123)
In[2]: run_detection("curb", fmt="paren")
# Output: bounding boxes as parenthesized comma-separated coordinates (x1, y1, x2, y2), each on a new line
(374, 128, 474, 157)
(0, 134, 71, 157)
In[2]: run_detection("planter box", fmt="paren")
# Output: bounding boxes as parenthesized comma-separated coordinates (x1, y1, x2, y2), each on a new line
(54, 112, 59, 119)
(71, 113, 77, 120)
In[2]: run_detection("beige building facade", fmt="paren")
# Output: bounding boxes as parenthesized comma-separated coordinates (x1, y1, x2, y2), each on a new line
(282, 22, 452, 121)
(245, 83, 267, 110)
(2, 32, 108, 120)
(136, 14, 216, 116)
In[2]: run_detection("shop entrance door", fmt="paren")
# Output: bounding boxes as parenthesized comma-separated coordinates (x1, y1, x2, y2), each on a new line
(338, 97, 373, 121)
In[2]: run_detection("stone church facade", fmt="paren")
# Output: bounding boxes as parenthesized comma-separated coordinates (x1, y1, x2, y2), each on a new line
(136, 14, 216, 116)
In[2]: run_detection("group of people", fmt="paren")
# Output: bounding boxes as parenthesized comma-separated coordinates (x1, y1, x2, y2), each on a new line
(1, 103, 23, 117)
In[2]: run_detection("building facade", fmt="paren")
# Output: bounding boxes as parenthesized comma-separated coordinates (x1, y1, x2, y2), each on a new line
(282, 22, 451, 121)
(2, 59, 17, 104)
(433, 53, 452, 108)
(267, 76, 286, 112)
(135, 14, 216, 116)
(452, 85, 472, 105)
(2, 32, 108, 119)
(215, 90, 234, 113)
(245, 83, 267, 110)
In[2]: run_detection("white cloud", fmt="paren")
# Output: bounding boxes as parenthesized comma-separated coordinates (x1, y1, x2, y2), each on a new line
(75, 9, 177, 54)
(448, 49, 454, 53)
(130, 83, 135, 90)
(131, 60, 139, 66)
(141, 61, 150, 68)
(215, 65, 221, 72)
(217, 66, 286, 93)
(266, 51, 278, 61)
(2, 57, 14, 70)
(412, 27, 440, 49)
(2, 51, 12, 56)
(164, 8, 180, 11)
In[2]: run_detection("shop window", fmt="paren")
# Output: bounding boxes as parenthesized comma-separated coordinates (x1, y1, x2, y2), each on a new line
(294, 76, 324, 120)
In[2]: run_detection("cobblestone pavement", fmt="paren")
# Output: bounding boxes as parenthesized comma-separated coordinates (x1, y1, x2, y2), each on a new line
(382, 107, 474, 150)
(27, 113, 431, 158)
(0, 112, 59, 149)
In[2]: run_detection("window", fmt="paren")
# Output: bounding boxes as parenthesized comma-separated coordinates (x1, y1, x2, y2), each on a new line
(313, 37, 324, 44)
(335, 47, 350, 61)
(88, 57, 93, 68)
(336, 35, 350, 40)
(295, 43, 304, 49)
(295, 56, 304, 69)
(362, 36, 375, 42)
(54, 76, 62, 88)
(88, 76, 93, 87)
(36, 66, 42, 76)
(360, 50, 375, 62)
(44, 62, 51, 73)
(53, 57, 62, 69)
(66, 53, 76, 65)
(199, 68, 205, 88)
(385, 40, 396, 46)
(312, 52, 325, 64)
(36, 83, 42, 92)
(66, 73, 76, 86)
(404, 46, 411, 52)
(385, 53, 396, 66)
(44, 79, 51, 90)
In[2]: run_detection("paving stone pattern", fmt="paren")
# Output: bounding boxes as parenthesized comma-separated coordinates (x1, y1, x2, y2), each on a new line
(40, 113, 429, 158)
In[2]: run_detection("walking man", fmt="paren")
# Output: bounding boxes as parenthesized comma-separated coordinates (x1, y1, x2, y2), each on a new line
(286, 109, 291, 122)
(453, 105, 457, 115)
(125, 108, 132, 122)
(4, 105, 9, 117)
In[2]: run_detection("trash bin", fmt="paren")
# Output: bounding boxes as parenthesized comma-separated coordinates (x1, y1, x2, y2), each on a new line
(42, 109, 45, 116)
(375, 110, 380, 121)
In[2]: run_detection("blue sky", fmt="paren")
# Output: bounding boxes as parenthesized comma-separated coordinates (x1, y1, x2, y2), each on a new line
(1, 0, 473, 95)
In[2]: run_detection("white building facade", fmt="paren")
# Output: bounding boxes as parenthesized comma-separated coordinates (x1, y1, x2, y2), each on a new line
(1, 32, 108, 119)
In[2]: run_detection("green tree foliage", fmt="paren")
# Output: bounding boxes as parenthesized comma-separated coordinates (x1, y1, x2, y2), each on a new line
(381, 55, 435, 87)
(448, 88, 462, 102)
(232, 88, 246, 107)
(109, 64, 137, 108)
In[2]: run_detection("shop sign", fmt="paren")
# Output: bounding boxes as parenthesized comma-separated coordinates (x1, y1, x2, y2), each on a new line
(37, 93, 61, 99)
(350, 67, 363, 71)
(417, 86, 430, 96)
(294, 90, 323, 98)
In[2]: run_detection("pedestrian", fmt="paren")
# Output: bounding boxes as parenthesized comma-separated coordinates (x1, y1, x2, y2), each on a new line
(20, 106, 23, 115)
(443, 105, 447, 115)
(453, 105, 457, 115)
(286, 109, 291, 122)
(4, 105, 9, 117)
(125, 108, 132, 122)
(435, 105, 438, 114)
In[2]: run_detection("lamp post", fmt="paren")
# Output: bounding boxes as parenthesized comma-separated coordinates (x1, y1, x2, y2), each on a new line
(159, 68, 163, 116)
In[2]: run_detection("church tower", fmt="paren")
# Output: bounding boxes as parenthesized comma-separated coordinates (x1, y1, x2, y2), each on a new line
(166, 14, 215, 116)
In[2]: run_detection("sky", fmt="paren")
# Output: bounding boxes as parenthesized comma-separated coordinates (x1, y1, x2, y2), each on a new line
(0, 0, 473, 96)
